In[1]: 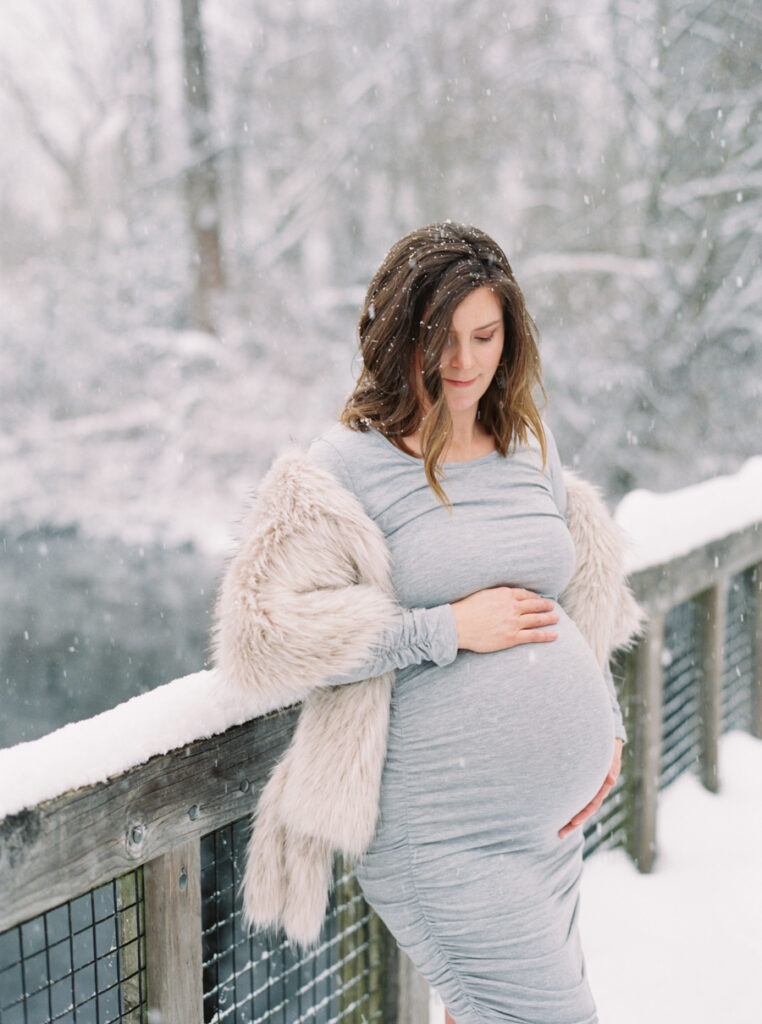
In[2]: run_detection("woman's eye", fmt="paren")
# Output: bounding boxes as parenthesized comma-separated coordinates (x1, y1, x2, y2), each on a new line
(475, 334, 494, 343)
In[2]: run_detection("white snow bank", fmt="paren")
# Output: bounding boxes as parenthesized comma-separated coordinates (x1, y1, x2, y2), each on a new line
(615, 456, 762, 572)
(0, 670, 286, 820)
(581, 730, 762, 1024)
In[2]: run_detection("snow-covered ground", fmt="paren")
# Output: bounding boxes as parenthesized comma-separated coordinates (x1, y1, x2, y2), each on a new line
(582, 730, 762, 1024)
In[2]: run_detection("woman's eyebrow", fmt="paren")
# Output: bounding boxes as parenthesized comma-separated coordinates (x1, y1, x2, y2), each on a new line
(444, 317, 503, 333)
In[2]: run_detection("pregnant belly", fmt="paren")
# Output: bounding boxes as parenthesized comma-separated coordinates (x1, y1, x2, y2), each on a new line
(390, 608, 616, 842)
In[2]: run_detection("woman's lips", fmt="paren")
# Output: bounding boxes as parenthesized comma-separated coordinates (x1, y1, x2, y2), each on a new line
(443, 377, 477, 388)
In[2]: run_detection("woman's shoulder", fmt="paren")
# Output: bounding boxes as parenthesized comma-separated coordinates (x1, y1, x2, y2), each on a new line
(527, 420, 566, 515)
(540, 421, 563, 473)
(306, 422, 383, 494)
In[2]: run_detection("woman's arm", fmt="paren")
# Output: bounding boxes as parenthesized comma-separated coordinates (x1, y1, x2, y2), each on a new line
(603, 661, 627, 742)
(320, 603, 458, 684)
(321, 586, 563, 685)
(304, 436, 459, 684)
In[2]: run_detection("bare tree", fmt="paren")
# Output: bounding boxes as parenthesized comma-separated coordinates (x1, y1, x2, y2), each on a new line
(179, 0, 225, 332)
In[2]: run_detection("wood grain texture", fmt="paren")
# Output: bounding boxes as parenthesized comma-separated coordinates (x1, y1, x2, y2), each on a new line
(628, 521, 762, 615)
(753, 563, 762, 741)
(697, 582, 727, 793)
(628, 615, 665, 874)
(0, 706, 298, 932)
(145, 839, 204, 1024)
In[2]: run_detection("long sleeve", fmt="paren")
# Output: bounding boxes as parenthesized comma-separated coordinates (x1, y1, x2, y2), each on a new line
(603, 661, 627, 742)
(321, 603, 459, 685)
(306, 432, 459, 686)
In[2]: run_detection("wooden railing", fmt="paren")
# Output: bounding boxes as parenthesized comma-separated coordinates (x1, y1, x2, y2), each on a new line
(0, 519, 760, 1023)
(622, 520, 761, 871)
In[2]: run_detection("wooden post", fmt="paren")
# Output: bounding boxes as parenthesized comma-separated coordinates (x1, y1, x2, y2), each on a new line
(753, 563, 762, 740)
(337, 859, 364, 1023)
(628, 614, 664, 873)
(144, 838, 204, 1023)
(697, 581, 727, 792)
(117, 872, 145, 1024)
(381, 922, 401, 1024)
(367, 907, 385, 1024)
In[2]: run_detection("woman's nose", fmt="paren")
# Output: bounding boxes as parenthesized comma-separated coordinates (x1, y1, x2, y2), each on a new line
(448, 340, 474, 369)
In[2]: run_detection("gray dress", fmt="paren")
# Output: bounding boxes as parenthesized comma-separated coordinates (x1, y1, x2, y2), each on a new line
(306, 423, 623, 1024)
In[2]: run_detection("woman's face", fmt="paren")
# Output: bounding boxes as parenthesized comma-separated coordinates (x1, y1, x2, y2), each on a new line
(436, 286, 504, 420)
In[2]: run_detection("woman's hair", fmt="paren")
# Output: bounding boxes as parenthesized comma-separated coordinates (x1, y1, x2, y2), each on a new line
(340, 221, 546, 506)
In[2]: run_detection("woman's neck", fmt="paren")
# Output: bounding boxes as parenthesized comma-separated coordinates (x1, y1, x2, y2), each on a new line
(446, 421, 496, 461)
(402, 415, 496, 462)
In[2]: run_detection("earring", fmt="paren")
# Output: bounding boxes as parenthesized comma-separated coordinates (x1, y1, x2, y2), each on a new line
(495, 365, 506, 389)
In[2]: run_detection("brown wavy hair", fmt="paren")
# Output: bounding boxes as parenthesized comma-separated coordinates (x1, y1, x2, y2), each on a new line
(340, 222, 546, 506)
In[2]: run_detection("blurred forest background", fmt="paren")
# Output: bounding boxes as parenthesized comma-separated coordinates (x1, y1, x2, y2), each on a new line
(1, 0, 760, 745)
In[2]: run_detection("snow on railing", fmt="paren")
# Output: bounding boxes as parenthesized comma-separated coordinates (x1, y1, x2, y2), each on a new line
(616, 456, 762, 572)
(0, 666, 267, 822)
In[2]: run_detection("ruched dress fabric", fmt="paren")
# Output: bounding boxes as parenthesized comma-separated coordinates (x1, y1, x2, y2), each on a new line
(306, 423, 624, 1024)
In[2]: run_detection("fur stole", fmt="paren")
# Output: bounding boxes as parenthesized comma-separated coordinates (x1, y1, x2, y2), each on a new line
(213, 452, 643, 946)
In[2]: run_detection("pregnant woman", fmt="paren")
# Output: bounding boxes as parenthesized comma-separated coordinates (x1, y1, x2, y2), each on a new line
(214, 223, 642, 1024)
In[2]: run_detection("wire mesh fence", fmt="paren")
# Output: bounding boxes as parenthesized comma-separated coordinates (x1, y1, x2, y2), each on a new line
(582, 782, 632, 859)
(0, 870, 145, 1024)
(660, 598, 702, 790)
(0, 839, 386, 1024)
(201, 819, 386, 1024)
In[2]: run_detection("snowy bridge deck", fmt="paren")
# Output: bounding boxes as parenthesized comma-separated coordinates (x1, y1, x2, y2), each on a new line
(0, 474, 760, 1023)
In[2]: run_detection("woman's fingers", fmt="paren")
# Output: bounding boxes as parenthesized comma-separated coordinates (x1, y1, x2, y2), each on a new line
(514, 593, 556, 612)
(513, 596, 559, 646)
(558, 786, 608, 838)
(516, 629, 558, 644)
(513, 609, 559, 645)
(519, 612, 560, 630)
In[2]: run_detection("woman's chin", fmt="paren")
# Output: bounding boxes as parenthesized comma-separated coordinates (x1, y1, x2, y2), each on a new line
(444, 394, 483, 418)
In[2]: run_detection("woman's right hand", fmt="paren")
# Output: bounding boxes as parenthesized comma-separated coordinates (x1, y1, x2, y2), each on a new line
(450, 587, 559, 653)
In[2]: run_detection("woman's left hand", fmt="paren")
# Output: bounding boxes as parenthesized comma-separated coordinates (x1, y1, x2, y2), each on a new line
(558, 739, 623, 839)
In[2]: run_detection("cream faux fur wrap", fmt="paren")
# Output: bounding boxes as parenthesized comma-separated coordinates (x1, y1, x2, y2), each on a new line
(213, 451, 644, 947)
